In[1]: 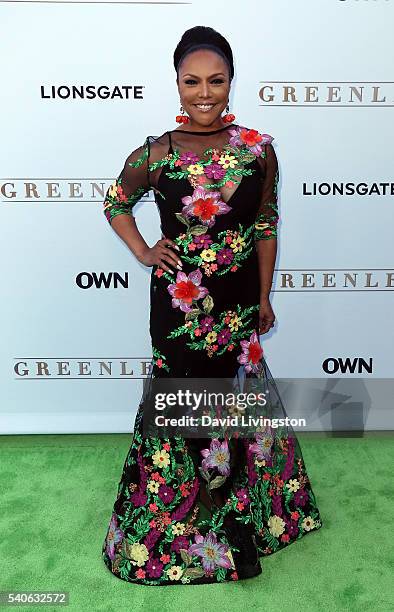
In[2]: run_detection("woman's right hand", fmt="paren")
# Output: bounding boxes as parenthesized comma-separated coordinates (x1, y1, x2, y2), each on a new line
(136, 238, 182, 274)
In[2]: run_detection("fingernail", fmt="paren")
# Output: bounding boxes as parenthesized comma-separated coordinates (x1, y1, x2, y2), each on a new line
(178, 260, 182, 266)
(168, 269, 174, 274)
(175, 245, 180, 251)
(177, 264, 182, 270)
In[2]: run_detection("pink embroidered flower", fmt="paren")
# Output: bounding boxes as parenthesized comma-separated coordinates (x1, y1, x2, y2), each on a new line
(179, 151, 199, 165)
(167, 269, 208, 312)
(237, 330, 263, 373)
(146, 556, 163, 578)
(228, 126, 273, 156)
(216, 248, 234, 265)
(158, 484, 176, 505)
(181, 186, 231, 227)
(201, 438, 230, 476)
(105, 513, 124, 560)
(217, 328, 231, 345)
(200, 315, 214, 333)
(187, 531, 232, 573)
(204, 163, 226, 180)
(170, 535, 189, 553)
(236, 488, 250, 505)
(249, 430, 274, 461)
(135, 568, 146, 579)
(193, 234, 213, 249)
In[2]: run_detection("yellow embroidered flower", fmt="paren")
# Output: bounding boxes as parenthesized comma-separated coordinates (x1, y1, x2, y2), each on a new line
(255, 222, 270, 230)
(301, 516, 316, 531)
(128, 543, 149, 567)
(230, 236, 246, 253)
(218, 154, 238, 169)
(229, 315, 242, 332)
(167, 566, 183, 581)
(171, 522, 186, 535)
(147, 480, 160, 493)
(286, 479, 300, 493)
(152, 448, 170, 469)
(268, 515, 286, 537)
(227, 403, 245, 417)
(254, 458, 266, 467)
(206, 331, 217, 344)
(108, 180, 119, 198)
(200, 248, 216, 262)
(187, 163, 204, 175)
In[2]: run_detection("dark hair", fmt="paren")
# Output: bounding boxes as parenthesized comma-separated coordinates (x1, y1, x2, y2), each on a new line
(174, 26, 234, 81)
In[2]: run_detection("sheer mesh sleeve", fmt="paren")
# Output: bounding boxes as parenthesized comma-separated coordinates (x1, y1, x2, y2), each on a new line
(103, 137, 150, 224)
(254, 142, 279, 241)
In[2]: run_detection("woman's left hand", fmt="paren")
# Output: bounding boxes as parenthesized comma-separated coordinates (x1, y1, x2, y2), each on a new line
(258, 297, 276, 334)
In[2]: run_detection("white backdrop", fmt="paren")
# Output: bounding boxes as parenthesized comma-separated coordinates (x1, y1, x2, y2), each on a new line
(1, 0, 393, 433)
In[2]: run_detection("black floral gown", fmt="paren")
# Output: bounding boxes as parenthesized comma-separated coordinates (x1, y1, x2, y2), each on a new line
(101, 124, 323, 585)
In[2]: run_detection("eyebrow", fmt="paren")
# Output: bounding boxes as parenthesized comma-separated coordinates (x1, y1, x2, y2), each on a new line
(182, 73, 226, 79)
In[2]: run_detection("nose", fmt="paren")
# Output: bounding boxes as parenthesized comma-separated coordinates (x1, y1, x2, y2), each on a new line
(198, 81, 210, 99)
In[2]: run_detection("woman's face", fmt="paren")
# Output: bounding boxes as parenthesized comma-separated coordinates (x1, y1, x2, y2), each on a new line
(177, 49, 231, 130)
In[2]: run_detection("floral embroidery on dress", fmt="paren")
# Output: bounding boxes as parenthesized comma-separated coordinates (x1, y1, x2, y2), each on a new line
(181, 187, 231, 227)
(152, 346, 170, 372)
(102, 125, 322, 586)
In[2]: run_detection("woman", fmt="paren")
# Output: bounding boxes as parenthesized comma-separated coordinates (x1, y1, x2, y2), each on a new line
(102, 26, 322, 585)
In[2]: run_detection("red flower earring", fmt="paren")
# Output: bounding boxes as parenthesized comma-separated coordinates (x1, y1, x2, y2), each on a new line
(222, 104, 236, 123)
(176, 105, 189, 124)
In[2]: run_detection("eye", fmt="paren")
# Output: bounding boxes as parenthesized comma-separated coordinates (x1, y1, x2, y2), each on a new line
(211, 78, 225, 84)
(184, 79, 197, 85)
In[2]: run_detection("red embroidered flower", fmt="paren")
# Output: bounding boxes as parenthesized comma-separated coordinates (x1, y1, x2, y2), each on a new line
(167, 269, 208, 312)
(181, 187, 231, 227)
(237, 330, 263, 373)
(240, 128, 263, 148)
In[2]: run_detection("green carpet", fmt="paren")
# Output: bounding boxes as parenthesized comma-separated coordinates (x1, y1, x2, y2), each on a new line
(0, 432, 393, 612)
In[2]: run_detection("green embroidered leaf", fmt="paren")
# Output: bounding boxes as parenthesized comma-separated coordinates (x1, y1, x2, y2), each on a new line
(198, 466, 210, 481)
(190, 225, 208, 236)
(166, 171, 189, 179)
(202, 295, 214, 314)
(180, 548, 193, 566)
(240, 151, 257, 164)
(183, 567, 206, 579)
(185, 308, 201, 321)
(207, 475, 227, 491)
(175, 213, 189, 226)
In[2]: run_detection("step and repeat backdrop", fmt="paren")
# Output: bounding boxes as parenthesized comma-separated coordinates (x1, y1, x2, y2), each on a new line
(1, 0, 393, 433)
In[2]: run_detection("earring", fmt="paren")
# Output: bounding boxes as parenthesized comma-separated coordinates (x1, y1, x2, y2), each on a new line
(176, 104, 189, 124)
(222, 104, 236, 123)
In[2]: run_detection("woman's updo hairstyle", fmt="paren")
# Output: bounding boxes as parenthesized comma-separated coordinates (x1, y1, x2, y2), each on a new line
(174, 26, 234, 81)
